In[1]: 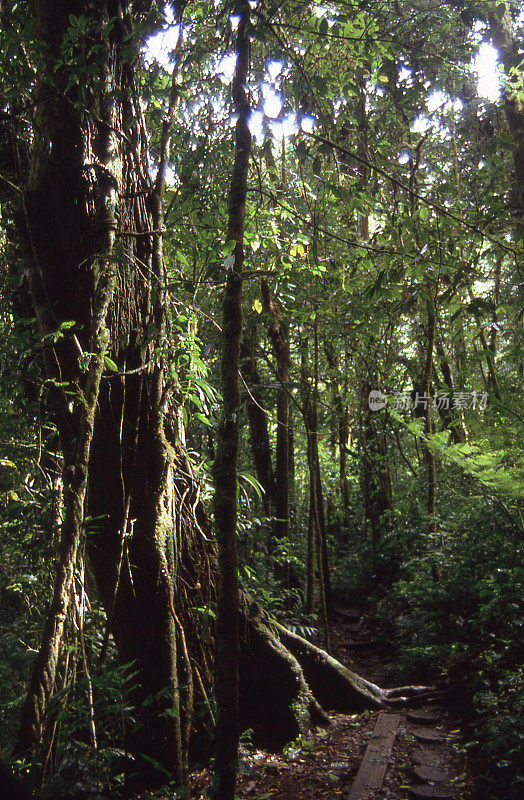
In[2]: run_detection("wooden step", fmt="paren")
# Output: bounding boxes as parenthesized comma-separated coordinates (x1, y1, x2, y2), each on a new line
(408, 785, 456, 799)
(407, 710, 443, 725)
(411, 747, 446, 768)
(411, 726, 445, 743)
(408, 764, 450, 783)
(346, 712, 401, 799)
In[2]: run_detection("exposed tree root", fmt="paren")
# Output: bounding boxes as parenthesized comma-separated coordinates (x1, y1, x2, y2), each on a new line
(238, 603, 330, 749)
(382, 685, 442, 704)
(275, 621, 436, 710)
(234, 600, 435, 751)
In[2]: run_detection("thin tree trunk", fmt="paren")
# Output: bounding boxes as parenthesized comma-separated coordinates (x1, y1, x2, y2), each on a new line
(261, 278, 290, 540)
(488, 2, 524, 220)
(325, 343, 350, 508)
(467, 286, 501, 398)
(306, 480, 316, 615)
(426, 304, 436, 536)
(314, 455, 332, 609)
(212, 7, 251, 799)
(312, 316, 332, 610)
(241, 333, 274, 515)
(350, 87, 393, 542)
(490, 257, 502, 355)
(435, 339, 466, 444)
(288, 406, 296, 534)
(261, 122, 290, 540)
(301, 336, 332, 617)
(414, 299, 437, 537)
(359, 378, 393, 549)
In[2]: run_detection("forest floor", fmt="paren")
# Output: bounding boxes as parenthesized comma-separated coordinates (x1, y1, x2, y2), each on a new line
(188, 599, 475, 800)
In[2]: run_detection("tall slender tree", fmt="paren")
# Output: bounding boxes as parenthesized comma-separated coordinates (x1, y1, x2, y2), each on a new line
(212, 4, 251, 798)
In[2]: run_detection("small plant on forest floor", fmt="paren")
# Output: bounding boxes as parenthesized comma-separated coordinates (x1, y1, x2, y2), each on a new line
(282, 733, 317, 761)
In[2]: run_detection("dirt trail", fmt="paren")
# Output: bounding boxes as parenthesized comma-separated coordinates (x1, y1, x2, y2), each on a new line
(219, 602, 475, 800)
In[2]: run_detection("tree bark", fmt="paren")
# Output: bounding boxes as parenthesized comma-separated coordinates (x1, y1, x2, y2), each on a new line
(301, 336, 332, 618)
(237, 600, 433, 748)
(14, 0, 124, 756)
(413, 299, 437, 537)
(325, 343, 350, 509)
(241, 331, 275, 515)
(359, 379, 393, 549)
(212, 7, 251, 799)
(14, 1, 189, 780)
(261, 278, 290, 540)
(288, 406, 296, 532)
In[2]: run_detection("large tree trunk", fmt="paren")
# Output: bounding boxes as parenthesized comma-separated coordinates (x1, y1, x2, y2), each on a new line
(15, 0, 127, 756)
(238, 602, 433, 749)
(15, 0, 188, 778)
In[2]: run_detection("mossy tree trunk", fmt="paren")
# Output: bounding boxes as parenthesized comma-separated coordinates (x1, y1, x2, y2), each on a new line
(212, 6, 251, 798)
(14, 0, 187, 779)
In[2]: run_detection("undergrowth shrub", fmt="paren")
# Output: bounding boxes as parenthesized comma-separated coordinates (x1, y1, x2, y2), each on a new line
(374, 503, 523, 800)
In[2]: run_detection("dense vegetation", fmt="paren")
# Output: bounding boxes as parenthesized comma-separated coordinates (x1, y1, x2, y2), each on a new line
(0, 1, 522, 799)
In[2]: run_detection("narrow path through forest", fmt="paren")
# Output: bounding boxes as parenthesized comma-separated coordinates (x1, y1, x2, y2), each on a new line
(188, 601, 475, 800)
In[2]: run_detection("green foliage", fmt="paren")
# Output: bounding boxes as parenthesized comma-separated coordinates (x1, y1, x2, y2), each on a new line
(375, 503, 523, 800)
(282, 732, 317, 760)
(238, 514, 317, 635)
